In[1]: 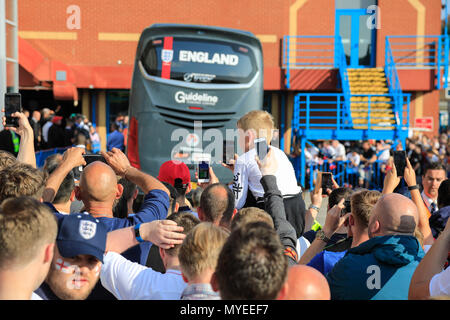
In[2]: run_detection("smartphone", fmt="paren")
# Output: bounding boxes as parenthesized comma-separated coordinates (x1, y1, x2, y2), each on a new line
(321, 172, 333, 195)
(83, 154, 107, 167)
(74, 154, 107, 178)
(223, 140, 235, 164)
(197, 160, 210, 183)
(393, 150, 407, 176)
(4, 93, 22, 127)
(341, 199, 351, 216)
(254, 137, 269, 161)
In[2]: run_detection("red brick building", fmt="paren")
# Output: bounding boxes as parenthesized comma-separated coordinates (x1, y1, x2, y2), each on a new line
(16, 0, 447, 151)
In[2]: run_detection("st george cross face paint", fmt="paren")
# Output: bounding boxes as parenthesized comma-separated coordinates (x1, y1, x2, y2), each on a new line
(55, 258, 75, 274)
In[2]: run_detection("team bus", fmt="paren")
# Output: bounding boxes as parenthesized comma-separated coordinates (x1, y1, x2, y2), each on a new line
(126, 24, 264, 181)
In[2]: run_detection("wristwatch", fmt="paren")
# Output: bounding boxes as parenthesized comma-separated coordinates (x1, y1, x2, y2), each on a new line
(309, 204, 320, 212)
(315, 230, 331, 243)
(407, 184, 419, 191)
(134, 223, 144, 243)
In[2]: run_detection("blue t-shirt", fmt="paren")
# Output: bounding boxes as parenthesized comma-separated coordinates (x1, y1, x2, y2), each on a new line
(46, 189, 170, 265)
(107, 130, 124, 151)
(307, 250, 347, 275)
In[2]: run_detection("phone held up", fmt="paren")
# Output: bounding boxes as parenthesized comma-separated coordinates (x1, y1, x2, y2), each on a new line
(254, 137, 269, 161)
(4, 93, 22, 128)
(342, 199, 351, 217)
(223, 140, 235, 165)
(393, 150, 407, 177)
(197, 158, 210, 184)
(318, 172, 333, 195)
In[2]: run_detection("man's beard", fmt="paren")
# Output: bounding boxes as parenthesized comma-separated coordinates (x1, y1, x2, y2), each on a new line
(46, 265, 98, 300)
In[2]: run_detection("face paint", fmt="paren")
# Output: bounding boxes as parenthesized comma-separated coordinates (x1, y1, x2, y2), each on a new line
(94, 265, 100, 278)
(55, 258, 75, 274)
(65, 265, 83, 290)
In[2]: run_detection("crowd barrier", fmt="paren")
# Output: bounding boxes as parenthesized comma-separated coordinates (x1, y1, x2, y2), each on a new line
(307, 159, 387, 191)
(35, 147, 69, 168)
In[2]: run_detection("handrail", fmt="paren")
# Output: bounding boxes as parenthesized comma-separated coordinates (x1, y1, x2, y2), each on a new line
(291, 93, 410, 131)
(308, 159, 387, 191)
(335, 36, 352, 127)
(386, 35, 449, 89)
(283, 35, 335, 88)
(385, 37, 404, 126)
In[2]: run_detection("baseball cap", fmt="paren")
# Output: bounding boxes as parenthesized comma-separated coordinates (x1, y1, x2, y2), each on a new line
(157, 160, 191, 186)
(52, 116, 63, 123)
(56, 213, 107, 263)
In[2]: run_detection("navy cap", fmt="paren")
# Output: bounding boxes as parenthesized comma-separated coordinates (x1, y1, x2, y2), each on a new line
(56, 213, 107, 263)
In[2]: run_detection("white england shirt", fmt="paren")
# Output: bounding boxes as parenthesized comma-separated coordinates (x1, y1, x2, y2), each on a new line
(100, 251, 187, 300)
(230, 146, 301, 210)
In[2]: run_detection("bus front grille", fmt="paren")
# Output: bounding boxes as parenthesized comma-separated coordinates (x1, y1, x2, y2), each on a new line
(155, 105, 236, 130)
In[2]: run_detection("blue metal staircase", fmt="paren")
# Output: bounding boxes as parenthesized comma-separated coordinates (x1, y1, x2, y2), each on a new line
(283, 35, 412, 187)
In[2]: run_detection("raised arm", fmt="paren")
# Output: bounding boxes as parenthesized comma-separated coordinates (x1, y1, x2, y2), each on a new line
(409, 218, 450, 299)
(105, 219, 186, 254)
(101, 148, 169, 196)
(256, 149, 298, 265)
(298, 199, 349, 265)
(42, 147, 86, 203)
(403, 158, 434, 245)
(3, 111, 36, 167)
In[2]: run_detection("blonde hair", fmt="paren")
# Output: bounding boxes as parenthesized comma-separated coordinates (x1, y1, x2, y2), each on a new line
(237, 110, 275, 143)
(0, 197, 57, 269)
(178, 222, 229, 280)
(351, 190, 382, 228)
(231, 207, 274, 231)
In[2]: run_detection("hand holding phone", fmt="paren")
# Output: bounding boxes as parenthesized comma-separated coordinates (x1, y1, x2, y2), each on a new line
(320, 172, 334, 195)
(223, 140, 235, 165)
(393, 150, 407, 177)
(254, 137, 269, 161)
(4, 93, 22, 128)
(197, 159, 210, 183)
(83, 154, 107, 167)
(341, 199, 351, 216)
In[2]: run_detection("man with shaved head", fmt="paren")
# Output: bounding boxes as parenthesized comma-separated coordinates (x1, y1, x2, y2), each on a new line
(43, 147, 171, 299)
(278, 265, 330, 300)
(197, 183, 236, 229)
(44, 147, 170, 265)
(326, 193, 424, 300)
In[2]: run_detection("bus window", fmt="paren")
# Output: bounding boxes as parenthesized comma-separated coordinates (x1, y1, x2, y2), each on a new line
(140, 38, 257, 84)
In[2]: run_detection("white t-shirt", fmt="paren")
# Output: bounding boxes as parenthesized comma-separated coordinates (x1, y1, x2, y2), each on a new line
(429, 266, 450, 297)
(31, 292, 43, 300)
(377, 149, 390, 162)
(231, 146, 301, 210)
(100, 251, 187, 300)
(42, 121, 53, 143)
(346, 152, 360, 167)
(333, 143, 347, 160)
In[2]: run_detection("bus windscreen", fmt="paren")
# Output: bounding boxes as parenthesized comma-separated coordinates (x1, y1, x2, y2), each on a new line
(140, 37, 257, 84)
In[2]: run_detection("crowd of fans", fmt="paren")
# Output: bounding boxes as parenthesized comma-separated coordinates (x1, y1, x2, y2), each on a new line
(0, 108, 449, 301)
(0, 107, 130, 157)
(292, 130, 449, 189)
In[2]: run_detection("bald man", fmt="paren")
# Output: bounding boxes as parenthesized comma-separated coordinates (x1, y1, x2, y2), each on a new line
(278, 265, 330, 300)
(197, 183, 236, 229)
(43, 148, 171, 299)
(326, 193, 424, 300)
(44, 148, 170, 262)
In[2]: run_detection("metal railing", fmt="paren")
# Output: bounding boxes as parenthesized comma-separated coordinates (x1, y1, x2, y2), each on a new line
(386, 35, 449, 89)
(385, 37, 404, 118)
(308, 159, 388, 191)
(282, 35, 335, 88)
(291, 93, 410, 132)
(35, 147, 68, 168)
(335, 36, 352, 126)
